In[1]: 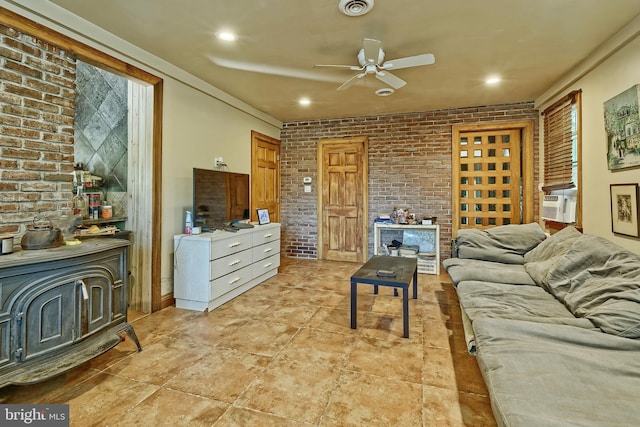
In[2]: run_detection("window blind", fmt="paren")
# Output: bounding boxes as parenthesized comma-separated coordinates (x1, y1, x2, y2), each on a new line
(542, 90, 581, 191)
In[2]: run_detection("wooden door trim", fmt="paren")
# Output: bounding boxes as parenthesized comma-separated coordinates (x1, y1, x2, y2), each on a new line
(452, 121, 534, 235)
(250, 130, 281, 222)
(1, 7, 164, 313)
(317, 137, 368, 261)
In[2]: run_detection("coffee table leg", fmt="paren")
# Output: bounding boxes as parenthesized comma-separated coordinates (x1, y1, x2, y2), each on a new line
(403, 286, 409, 338)
(413, 267, 418, 299)
(351, 280, 357, 329)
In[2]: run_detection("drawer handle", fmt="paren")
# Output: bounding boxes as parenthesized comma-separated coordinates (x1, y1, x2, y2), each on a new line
(263, 262, 273, 268)
(264, 233, 273, 238)
(229, 242, 241, 248)
(229, 277, 240, 285)
(229, 259, 241, 266)
(264, 248, 273, 253)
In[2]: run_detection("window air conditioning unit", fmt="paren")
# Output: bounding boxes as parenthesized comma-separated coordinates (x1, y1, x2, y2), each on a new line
(541, 195, 577, 223)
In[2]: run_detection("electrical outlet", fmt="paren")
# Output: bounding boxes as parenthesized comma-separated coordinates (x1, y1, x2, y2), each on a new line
(215, 157, 224, 167)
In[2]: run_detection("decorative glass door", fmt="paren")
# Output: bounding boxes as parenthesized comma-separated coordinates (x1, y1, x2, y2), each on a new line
(453, 128, 522, 232)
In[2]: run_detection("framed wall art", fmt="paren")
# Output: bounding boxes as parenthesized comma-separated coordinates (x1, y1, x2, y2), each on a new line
(603, 85, 640, 170)
(610, 183, 640, 238)
(257, 208, 270, 225)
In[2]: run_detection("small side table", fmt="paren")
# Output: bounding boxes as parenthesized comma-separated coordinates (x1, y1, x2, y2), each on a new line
(350, 255, 418, 338)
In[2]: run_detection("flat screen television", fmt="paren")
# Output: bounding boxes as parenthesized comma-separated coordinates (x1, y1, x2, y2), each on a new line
(193, 168, 250, 229)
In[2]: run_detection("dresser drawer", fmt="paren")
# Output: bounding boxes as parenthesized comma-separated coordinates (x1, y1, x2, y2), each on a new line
(252, 253, 280, 278)
(211, 233, 253, 259)
(251, 240, 280, 262)
(252, 227, 279, 246)
(210, 264, 253, 300)
(210, 249, 253, 280)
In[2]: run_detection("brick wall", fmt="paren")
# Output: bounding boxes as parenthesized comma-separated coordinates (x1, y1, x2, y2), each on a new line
(0, 24, 76, 239)
(280, 102, 539, 260)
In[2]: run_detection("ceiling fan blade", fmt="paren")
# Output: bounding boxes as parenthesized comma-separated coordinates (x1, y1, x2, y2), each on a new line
(382, 53, 435, 70)
(208, 55, 344, 83)
(363, 38, 382, 64)
(375, 70, 406, 89)
(313, 64, 362, 71)
(337, 72, 366, 91)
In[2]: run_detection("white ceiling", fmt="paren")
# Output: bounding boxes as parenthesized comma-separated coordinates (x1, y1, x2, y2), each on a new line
(45, 0, 640, 122)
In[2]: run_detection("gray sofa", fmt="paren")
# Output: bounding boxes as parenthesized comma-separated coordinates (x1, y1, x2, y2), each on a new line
(443, 223, 640, 427)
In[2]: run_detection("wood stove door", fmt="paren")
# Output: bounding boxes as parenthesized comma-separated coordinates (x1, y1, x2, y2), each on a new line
(20, 279, 78, 361)
(17, 273, 112, 362)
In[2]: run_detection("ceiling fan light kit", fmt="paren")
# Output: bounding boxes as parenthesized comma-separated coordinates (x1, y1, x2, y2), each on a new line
(375, 88, 394, 97)
(338, 0, 374, 17)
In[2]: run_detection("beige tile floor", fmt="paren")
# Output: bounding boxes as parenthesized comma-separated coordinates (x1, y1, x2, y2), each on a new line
(0, 258, 497, 426)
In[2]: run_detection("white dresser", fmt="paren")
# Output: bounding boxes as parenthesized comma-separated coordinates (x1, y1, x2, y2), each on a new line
(173, 223, 280, 311)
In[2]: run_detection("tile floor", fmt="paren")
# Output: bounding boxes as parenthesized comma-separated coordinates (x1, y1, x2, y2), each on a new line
(0, 258, 497, 426)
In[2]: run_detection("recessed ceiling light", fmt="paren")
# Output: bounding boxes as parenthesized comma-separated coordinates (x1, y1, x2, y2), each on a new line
(486, 76, 501, 85)
(216, 32, 237, 42)
(299, 98, 311, 106)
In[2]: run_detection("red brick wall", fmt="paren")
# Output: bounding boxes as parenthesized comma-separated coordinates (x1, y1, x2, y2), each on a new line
(0, 24, 76, 239)
(280, 102, 539, 260)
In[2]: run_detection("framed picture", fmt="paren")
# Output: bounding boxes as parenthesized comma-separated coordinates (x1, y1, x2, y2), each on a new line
(610, 184, 640, 238)
(603, 85, 640, 170)
(256, 208, 270, 225)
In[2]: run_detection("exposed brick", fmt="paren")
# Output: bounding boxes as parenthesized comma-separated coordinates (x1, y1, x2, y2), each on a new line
(0, 203, 18, 212)
(23, 98, 59, 113)
(22, 119, 57, 133)
(0, 182, 18, 191)
(0, 114, 21, 126)
(0, 159, 18, 169)
(2, 170, 40, 180)
(4, 82, 41, 100)
(2, 147, 40, 160)
(22, 161, 58, 171)
(4, 60, 42, 79)
(281, 103, 540, 260)
(0, 68, 21, 83)
(2, 104, 40, 119)
(25, 78, 61, 95)
(3, 37, 40, 57)
(21, 181, 57, 192)
(0, 46, 22, 62)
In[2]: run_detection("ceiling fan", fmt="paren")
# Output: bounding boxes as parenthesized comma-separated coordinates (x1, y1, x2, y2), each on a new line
(313, 38, 435, 91)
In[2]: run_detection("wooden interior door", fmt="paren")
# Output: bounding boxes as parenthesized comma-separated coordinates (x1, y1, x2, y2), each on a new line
(318, 137, 368, 262)
(452, 122, 534, 236)
(251, 131, 280, 223)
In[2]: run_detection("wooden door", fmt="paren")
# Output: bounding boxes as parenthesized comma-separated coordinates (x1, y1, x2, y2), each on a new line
(452, 122, 534, 236)
(318, 137, 368, 262)
(251, 131, 280, 223)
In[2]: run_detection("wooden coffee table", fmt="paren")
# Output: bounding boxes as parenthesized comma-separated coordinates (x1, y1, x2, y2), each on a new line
(350, 255, 418, 338)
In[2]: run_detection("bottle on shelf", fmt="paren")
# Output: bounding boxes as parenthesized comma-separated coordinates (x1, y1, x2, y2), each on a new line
(72, 184, 89, 219)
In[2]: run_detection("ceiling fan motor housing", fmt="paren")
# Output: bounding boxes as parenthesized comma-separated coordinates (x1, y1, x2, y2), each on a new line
(339, 0, 374, 17)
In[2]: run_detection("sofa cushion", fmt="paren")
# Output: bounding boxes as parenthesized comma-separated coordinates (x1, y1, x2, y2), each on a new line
(543, 234, 640, 338)
(456, 223, 547, 264)
(524, 225, 582, 286)
(474, 318, 640, 427)
(457, 281, 594, 328)
(456, 280, 595, 354)
(443, 258, 536, 287)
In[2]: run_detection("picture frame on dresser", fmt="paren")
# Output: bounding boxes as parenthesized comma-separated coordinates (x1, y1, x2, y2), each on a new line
(257, 208, 270, 225)
(610, 183, 640, 238)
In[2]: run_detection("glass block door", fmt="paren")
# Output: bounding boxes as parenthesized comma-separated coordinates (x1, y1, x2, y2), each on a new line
(453, 128, 522, 231)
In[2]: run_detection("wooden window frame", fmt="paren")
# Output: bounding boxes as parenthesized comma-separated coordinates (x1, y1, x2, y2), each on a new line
(542, 90, 582, 228)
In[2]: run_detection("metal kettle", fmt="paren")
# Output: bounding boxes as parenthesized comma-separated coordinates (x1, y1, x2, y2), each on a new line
(21, 215, 63, 250)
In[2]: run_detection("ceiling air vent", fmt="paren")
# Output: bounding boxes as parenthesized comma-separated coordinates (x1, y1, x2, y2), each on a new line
(339, 0, 374, 17)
